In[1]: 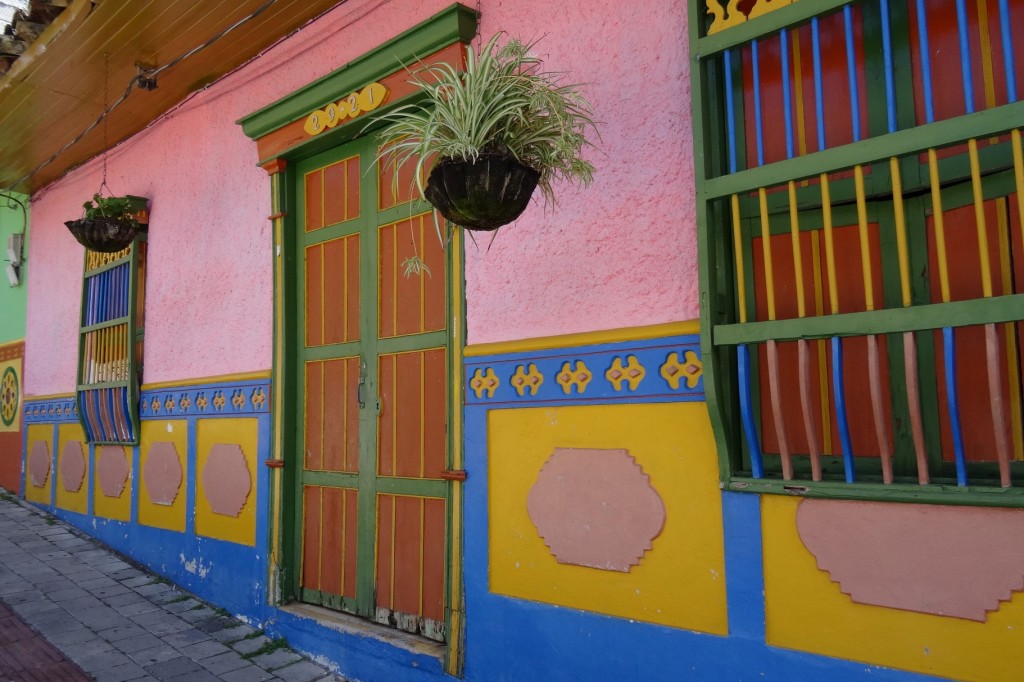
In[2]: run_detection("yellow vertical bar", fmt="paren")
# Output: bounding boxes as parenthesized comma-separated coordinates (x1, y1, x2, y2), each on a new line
(969, 139, 995, 298)
(340, 489, 347, 594)
(1013, 130, 1024, 264)
(419, 217, 426, 332)
(420, 352, 426, 478)
(390, 494, 397, 611)
(446, 227, 464, 676)
(976, 0, 997, 109)
(316, 488, 324, 589)
(929, 149, 952, 303)
(418, 497, 425, 617)
(320, 245, 326, 346)
(343, 238, 349, 342)
(758, 188, 777, 321)
(788, 182, 807, 318)
(820, 174, 840, 315)
(731, 195, 748, 324)
(889, 157, 913, 307)
(854, 165, 875, 310)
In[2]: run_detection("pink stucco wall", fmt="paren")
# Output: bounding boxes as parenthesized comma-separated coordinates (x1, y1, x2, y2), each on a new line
(25, 0, 694, 394)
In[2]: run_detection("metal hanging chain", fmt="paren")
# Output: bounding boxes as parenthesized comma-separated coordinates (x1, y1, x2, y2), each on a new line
(99, 51, 110, 197)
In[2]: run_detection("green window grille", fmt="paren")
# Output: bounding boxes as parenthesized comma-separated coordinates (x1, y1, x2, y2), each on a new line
(76, 228, 147, 445)
(690, 0, 1024, 504)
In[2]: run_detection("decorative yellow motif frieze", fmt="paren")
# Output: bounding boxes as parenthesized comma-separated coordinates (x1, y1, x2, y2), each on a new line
(470, 368, 500, 399)
(511, 363, 544, 397)
(605, 355, 646, 392)
(557, 361, 593, 395)
(660, 351, 703, 390)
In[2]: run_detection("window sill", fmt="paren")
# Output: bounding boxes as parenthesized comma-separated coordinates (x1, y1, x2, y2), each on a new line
(727, 476, 1024, 507)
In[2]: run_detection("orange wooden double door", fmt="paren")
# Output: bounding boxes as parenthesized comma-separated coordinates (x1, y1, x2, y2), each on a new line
(292, 135, 452, 641)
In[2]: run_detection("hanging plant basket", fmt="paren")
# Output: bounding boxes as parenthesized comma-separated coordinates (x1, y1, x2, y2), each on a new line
(424, 153, 541, 231)
(65, 194, 149, 253)
(64, 218, 143, 253)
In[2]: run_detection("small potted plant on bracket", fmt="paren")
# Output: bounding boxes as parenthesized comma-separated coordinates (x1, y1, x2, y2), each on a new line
(373, 33, 598, 250)
(65, 193, 149, 253)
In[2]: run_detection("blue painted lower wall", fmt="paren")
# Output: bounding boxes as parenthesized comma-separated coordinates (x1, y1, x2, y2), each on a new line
(18, 345, 949, 682)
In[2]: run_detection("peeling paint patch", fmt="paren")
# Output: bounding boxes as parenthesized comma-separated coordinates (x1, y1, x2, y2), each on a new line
(179, 553, 213, 578)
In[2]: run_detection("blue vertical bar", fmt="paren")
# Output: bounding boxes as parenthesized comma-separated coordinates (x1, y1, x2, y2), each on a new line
(915, 0, 936, 123)
(780, 29, 794, 159)
(752, 39, 766, 166)
(879, 0, 898, 133)
(832, 337, 856, 482)
(725, 49, 738, 174)
(955, 0, 975, 113)
(998, 0, 1017, 103)
(844, 6, 862, 142)
(944, 328, 969, 485)
(738, 345, 764, 478)
(811, 18, 826, 152)
(725, 46, 764, 479)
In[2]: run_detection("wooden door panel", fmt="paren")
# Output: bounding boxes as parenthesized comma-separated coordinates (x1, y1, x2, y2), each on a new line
(304, 358, 360, 473)
(301, 485, 359, 602)
(305, 234, 360, 347)
(377, 349, 447, 479)
(305, 155, 361, 232)
(378, 215, 447, 339)
(374, 494, 446, 638)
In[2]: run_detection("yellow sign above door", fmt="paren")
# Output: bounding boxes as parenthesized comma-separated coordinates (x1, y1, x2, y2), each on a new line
(303, 82, 389, 136)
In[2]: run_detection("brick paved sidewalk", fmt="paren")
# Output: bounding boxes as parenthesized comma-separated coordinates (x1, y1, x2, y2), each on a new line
(0, 491, 344, 682)
(0, 599, 91, 681)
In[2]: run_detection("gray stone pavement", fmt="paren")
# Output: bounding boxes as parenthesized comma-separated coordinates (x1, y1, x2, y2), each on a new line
(0, 491, 346, 682)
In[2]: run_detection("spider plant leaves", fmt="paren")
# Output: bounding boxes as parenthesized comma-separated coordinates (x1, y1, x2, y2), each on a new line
(370, 32, 598, 226)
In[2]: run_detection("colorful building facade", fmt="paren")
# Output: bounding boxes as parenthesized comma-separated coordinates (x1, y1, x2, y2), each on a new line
(0, 190, 27, 493)
(10, 1, 1024, 681)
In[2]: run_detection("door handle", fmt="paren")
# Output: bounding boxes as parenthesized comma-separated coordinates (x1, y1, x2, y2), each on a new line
(357, 358, 367, 409)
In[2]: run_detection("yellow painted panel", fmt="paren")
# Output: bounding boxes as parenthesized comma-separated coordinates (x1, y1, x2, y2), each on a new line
(93, 445, 132, 522)
(138, 420, 188, 533)
(489, 403, 727, 635)
(55, 423, 88, 514)
(25, 424, 52, 505)
(195, 418, 257, 546)
(763, 496, 1024, 681)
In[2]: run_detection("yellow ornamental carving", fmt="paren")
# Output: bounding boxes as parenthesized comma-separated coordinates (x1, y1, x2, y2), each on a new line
(470, 368, 500, 399)
(304, 82, 389, 136)
(605, 355, 646, 392)
(557, 361, 593, 395)
(511, 363, 544, 397)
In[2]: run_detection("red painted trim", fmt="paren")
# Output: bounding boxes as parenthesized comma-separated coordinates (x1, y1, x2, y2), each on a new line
(267, 212, 288, 221)
(440, 469, 467, 481)
(264, 459, 285, 469)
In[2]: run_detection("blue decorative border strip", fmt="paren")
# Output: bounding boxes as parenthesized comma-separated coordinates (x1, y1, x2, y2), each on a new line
(465, 334, 704, 407)
(25, 378, 271, 424)
(23, 397, 78, 424)
(140, 379, 270, 419)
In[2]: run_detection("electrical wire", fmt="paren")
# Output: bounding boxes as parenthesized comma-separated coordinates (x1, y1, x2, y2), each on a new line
(7, 0, 281, 191)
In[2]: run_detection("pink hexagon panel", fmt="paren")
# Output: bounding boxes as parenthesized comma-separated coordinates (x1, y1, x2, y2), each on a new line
(60, 441, 86, 493)
(797, 499, 1024, 622)
(143, 442, 182, 506)
(97, 446, 130, 498)
(202, 443, 251, 517)
(526, 448, 666, 572)
(28, 441, 50, 488)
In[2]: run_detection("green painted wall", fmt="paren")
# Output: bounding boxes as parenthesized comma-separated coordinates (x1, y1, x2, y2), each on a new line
(0, 192, 28, 344)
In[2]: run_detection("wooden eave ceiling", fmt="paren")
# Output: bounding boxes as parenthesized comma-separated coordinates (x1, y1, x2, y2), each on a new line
(0, 0, 345, 193)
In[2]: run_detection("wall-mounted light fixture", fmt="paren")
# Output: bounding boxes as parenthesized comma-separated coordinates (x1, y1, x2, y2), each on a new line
(5, 233, 22, 287)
